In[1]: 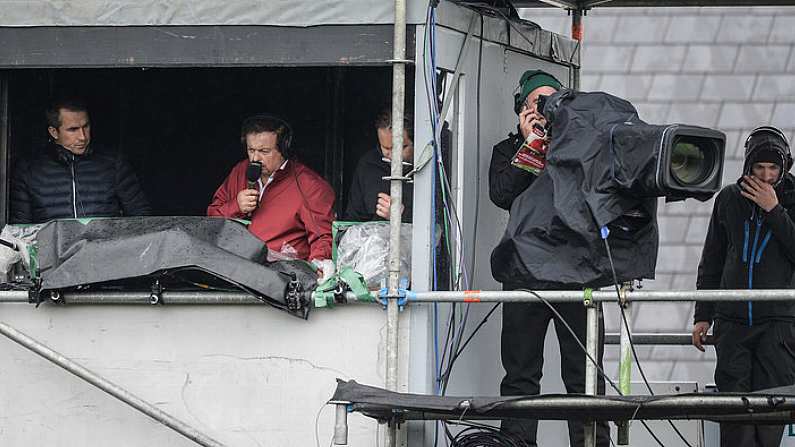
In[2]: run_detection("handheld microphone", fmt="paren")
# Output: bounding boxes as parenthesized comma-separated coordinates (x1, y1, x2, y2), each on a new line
(246, 161, 262, 190)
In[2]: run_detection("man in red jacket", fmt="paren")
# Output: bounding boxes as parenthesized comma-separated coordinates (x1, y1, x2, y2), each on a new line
(207, 115, 335, 275)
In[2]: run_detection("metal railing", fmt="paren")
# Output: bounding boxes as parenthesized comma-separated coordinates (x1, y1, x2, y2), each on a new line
(2, 287, 792, 447)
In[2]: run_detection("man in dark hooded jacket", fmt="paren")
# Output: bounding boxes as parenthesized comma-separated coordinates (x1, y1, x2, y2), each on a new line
(344, 108, 414, 223)
(692, 126, 795, 447)
(490, 70, 610, 447)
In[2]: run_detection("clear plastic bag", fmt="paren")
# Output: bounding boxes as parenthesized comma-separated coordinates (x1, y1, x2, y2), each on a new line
(0, 224, 44, 277)
(336, 222, 412, 290)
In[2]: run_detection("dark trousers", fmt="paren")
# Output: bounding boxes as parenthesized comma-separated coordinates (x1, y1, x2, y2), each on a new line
(500, 300, 610, 447)
(714, 320, 795, 447)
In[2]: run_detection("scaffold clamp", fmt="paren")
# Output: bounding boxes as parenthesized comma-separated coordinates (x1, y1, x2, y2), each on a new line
(583, 288, 593, 307)
(379, 277, 409, 310)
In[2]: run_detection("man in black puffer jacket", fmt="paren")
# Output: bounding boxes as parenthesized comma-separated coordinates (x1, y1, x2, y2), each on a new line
(692, 126, 795, 447)
(10, 98, 151, 224)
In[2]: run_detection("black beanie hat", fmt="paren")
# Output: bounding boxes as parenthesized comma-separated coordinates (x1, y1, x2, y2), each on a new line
(741, 127, 792, 186)
(750, 147, 785, 168)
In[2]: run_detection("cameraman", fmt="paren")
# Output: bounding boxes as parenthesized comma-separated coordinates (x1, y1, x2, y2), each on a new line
(692, 127, 795, 447)
(490, 70, 610, 447)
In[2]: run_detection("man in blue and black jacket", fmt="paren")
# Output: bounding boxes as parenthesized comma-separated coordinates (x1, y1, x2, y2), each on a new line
(692, 126, 795, 447)
(10, 98, 151, 224)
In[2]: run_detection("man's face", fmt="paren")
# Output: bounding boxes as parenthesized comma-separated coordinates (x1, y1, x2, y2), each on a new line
(377, 128, 414, 163)
(522, 85, 558, 122)
(751, 162, 782, 185)
(48, 109, 91, 155)
(246, 131, 286, 179)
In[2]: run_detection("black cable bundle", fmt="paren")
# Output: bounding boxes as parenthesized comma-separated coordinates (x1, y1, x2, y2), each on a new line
(450, 425, 527, 447)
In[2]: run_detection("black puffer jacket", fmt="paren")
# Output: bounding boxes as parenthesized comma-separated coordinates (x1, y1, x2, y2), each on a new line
(344, 146, 413, 223)
(695, 174, 795, 325)
(488, 131, 536, 211)
(10, 142, 152, 224)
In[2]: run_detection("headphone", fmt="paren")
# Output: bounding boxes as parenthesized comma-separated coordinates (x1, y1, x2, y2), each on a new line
(513, 81, 528, 115)
(241, 113, 323, 240)
(744, 126, 793, 171)
(241, 114, 295, 159)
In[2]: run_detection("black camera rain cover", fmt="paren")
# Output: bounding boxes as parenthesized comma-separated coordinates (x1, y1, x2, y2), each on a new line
(35, 216, 317, 317)
(491, 91, 659, 289)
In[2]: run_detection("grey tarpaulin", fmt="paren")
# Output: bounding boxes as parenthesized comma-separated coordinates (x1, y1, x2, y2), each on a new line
(332, 379, 795, 423)
(491, 90, 662, 289)
(0, 1, 580, 68)
(35, 216, 317, 317)
(0, 0, 425, 27)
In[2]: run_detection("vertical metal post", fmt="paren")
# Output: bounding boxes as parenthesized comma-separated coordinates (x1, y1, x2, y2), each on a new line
(333, 403, 349, 445)
(573, 9, 589, 442)
(584, 299, 599, 447)
(387, 0, 407, 445)
(571, 9, 583, 91)
(617, 285, 632, 445)
(0, 74, 9, 227)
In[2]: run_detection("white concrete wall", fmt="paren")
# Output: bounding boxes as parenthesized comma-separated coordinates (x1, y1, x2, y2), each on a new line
(0, 304, 411, 446)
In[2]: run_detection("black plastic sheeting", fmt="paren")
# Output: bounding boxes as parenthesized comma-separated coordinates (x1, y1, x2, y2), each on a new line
(332, 380, 795, 424)
(35, 217, 317, 318)
(491, 90, 662, 289)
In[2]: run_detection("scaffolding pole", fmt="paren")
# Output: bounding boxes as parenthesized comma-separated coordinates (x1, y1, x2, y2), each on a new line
(605, 333, 714, 345)
(583, 300, 599, 447)
(0, 290, 29, 302)
(0, 321, 225, 447)
(4, 288, 795, 306)
(387, 0, 407, 444)
(404, 289, 795, 303)
(617, 289, 631, 445)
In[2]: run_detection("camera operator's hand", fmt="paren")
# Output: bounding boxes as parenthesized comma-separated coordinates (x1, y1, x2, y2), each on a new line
(741, 175, 779, 212)
(519, 109, 535, 139)
(237, 188, 259, 214)
(519, 109, 548, 140)
(691, 321, 711, 352)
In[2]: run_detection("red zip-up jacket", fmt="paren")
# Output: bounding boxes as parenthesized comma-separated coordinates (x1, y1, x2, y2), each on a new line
(207, 159, 335, 261)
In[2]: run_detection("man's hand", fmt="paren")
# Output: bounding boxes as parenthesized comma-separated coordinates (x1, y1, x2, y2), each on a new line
(741, 175, 779, 212)
(237, 189, 259, 214)
(519, 109, 547, 140)
(375, 192, 404, 219)
(312, 259, 335, 282)
(691, 321, 711, 352)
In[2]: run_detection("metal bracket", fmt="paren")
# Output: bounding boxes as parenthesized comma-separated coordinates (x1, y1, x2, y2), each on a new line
(28, 279, 44, 307)
(285, 273, 309, 317)
(379, 278, 410, 310)
(49, 290, 63, 305)
(312, 277, 343, 309)
(583, 288, 593, 307)
(338, 268, 371, 303)
(385, 58, 415, 65)
(619, 283, 630, 308)
(149, 280, 163, 305)
(381, 175, 413, 182)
